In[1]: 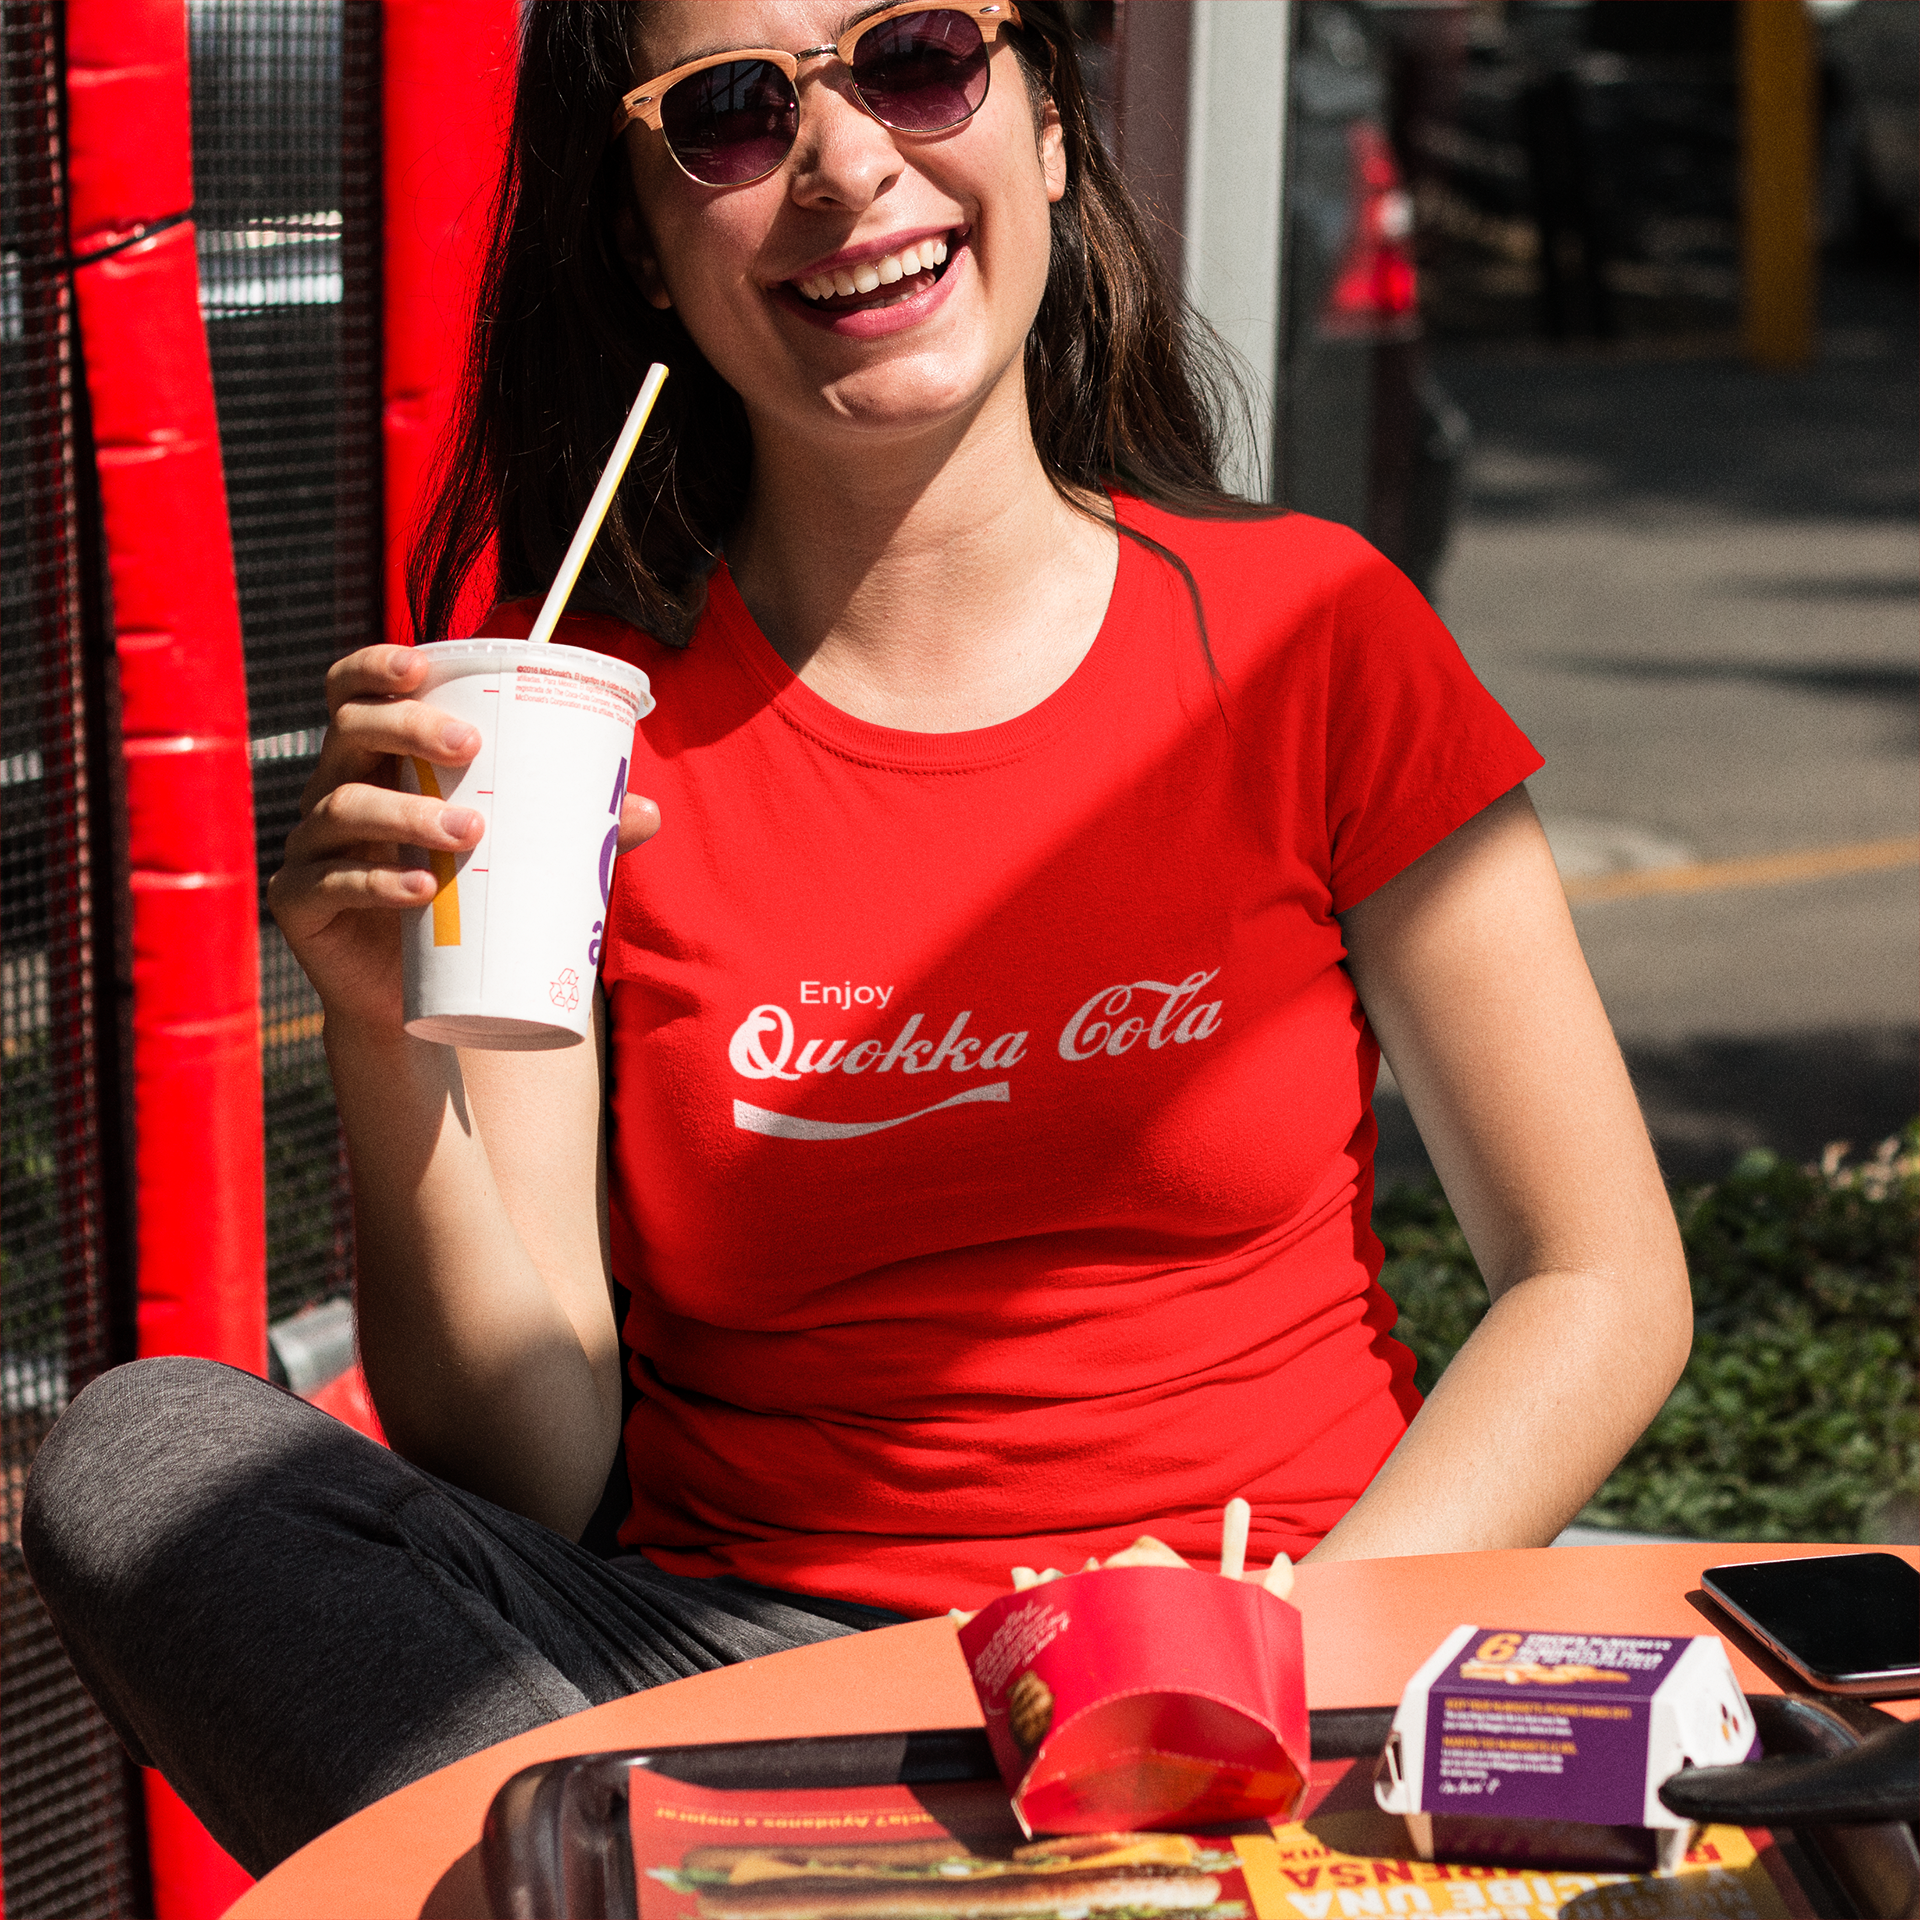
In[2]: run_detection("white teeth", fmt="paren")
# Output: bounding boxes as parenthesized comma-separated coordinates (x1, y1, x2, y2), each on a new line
(794, 236, 952, 302)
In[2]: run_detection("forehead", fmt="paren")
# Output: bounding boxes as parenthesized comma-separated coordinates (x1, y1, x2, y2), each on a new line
(635, 2, 879, 69)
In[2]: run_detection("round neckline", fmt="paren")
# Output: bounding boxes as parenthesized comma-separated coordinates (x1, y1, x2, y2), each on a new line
(704, 509, 1138, 774)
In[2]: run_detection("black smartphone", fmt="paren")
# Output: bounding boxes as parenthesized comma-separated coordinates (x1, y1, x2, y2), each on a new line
(1702, 1552, 1920, 1697)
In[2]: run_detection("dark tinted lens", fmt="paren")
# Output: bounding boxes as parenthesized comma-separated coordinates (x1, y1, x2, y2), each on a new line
(660, 59, 799, 184)
(850, 11, 990, 132)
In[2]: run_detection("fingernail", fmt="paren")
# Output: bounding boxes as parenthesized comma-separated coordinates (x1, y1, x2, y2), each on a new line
(438, 807, 480, 839)
(404, 869, 435, 895)
(441, 721, 478, 752)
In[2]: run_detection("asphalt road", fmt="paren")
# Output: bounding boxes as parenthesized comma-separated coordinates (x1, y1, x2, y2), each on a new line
(1376, 262, 1919, 1190)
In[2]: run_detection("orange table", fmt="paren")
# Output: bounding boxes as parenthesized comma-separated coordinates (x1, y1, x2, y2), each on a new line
(224, 1542, 1919, 1920)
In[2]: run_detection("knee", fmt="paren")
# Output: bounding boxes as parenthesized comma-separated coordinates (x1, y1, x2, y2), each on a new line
(23, 1357, 280, 1616)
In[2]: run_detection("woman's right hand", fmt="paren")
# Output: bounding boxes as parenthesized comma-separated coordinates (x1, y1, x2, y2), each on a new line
(266, 645, 484, 1033)
(278, 644, 649, 1530)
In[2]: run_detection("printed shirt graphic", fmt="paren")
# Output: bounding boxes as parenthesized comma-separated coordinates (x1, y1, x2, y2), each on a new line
(496, 499, 1541, 1617)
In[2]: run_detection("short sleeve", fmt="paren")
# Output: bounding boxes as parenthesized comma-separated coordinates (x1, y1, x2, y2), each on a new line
(1322, 547, 1543, 914)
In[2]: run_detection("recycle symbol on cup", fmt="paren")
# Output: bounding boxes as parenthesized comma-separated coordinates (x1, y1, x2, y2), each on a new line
(549, 968, 582, 1012)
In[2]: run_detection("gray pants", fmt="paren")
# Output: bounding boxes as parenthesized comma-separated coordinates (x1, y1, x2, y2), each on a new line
(21, 1357, 902, 1877)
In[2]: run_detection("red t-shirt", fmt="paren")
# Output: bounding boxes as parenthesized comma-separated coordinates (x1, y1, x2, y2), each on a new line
(495, 498, 1541, 1616)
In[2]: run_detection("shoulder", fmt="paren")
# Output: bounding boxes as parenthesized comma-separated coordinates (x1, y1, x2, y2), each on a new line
(1111, 495, 1409, 613)
(1109, 495, 1436, 677)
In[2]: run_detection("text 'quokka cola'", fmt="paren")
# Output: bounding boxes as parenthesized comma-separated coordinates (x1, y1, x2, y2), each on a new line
(728, 969, 1224, 1081)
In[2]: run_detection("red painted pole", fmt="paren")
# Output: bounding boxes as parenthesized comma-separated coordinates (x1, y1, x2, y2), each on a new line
(383, 0, 519, 644)
(46, 13, 516, 1912)
(64, 1, 264, 1912)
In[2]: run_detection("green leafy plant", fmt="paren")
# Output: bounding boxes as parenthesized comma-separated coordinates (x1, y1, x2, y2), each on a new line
(1375, 1123, 1920, 1542)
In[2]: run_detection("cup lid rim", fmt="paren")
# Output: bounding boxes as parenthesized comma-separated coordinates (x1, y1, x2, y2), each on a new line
(412, 636, 652, 697)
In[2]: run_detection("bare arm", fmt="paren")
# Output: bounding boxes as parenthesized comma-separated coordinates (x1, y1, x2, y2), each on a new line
(323, 1007, 623, 1538)
(1311, 785, 1691, 1561)
(269, 645, 657, 1538)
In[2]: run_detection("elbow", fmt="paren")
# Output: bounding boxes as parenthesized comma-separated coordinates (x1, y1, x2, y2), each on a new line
(1639, 1224, 1695, 1409)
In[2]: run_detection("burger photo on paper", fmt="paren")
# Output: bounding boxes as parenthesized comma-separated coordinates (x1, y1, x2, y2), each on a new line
(647, 1830, 1249, 1920)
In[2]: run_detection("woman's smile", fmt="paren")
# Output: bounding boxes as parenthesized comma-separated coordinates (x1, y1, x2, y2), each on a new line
(774, 229, 965, 337)
(788, 229, 954, 306)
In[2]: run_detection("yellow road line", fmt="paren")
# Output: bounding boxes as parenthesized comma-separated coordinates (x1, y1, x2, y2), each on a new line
(1564, 835, 1920, 904)
(261, 1011, 325, 1049)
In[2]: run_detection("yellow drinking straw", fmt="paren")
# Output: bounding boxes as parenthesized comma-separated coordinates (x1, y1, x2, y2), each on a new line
(526, 362, 670, 646)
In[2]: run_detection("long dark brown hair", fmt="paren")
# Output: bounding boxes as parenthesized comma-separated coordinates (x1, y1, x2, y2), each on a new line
(409, 1, 1263, 648)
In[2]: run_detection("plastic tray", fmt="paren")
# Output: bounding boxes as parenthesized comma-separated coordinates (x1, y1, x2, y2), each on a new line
(478, 1700, 1915, 1919)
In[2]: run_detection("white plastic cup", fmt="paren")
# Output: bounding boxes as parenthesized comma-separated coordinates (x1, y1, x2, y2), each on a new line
(398, 638, 653, 1050)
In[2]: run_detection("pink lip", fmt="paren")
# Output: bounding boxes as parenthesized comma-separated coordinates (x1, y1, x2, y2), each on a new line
(770, 234, 968, 339)
(780, 224, 962, 285)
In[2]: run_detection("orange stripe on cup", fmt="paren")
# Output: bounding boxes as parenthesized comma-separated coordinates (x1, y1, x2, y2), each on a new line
(410, 757, 462, 947)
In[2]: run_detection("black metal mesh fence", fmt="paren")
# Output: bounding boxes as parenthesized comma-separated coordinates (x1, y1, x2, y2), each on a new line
(1, 3, 148, 1912)
(189, 0, 378, 1327)
(0, 2, 380, 1900)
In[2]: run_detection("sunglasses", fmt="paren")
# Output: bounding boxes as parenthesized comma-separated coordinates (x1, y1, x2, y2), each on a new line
(619, 2, 1025, 187)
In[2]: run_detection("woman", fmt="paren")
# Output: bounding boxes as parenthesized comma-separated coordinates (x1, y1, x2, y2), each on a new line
(24, 0, 1689, 1877)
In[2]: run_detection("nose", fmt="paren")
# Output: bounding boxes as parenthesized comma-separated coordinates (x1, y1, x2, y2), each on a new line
(785, 67, 904, 212)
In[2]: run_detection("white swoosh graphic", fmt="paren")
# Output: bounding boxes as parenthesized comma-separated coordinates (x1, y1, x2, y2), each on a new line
(733, 1080, 1011, 1141)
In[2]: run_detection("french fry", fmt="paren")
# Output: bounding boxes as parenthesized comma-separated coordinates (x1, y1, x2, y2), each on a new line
(1218, 1497, 1251, 1581)
(965, 1512, 1279, 1620)
(1099, 1535, 1188, 1569)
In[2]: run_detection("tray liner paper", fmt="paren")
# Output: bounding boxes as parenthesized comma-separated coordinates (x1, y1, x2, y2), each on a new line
(956, 1567, 1311, 1833)
(628, 1767, 1811, 1920)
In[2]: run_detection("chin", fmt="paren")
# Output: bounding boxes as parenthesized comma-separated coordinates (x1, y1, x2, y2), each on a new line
(813, 350, 1023, 440)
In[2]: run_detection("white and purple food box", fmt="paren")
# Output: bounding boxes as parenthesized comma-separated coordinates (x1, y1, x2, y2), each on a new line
(1375, 1626, 1761, 1874)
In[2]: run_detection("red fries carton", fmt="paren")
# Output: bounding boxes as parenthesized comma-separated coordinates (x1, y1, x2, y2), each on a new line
(957, 1566, 1309, 1837)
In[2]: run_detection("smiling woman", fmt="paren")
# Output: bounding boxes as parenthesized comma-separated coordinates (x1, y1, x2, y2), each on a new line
(409, 0, 1243, 661)
(22, 0, 1691, 1882)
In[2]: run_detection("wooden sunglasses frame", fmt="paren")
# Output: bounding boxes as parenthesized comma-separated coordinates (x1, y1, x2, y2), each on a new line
(619, 2, 1023, 160)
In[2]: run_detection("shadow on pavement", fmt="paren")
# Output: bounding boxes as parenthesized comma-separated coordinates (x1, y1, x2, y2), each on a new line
(1555, 656, 1919, 710)
(1434, 266, 1918, 528)
(1375, 1024, 1919, 1196)
(1625, 1026, 1920, 1187)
